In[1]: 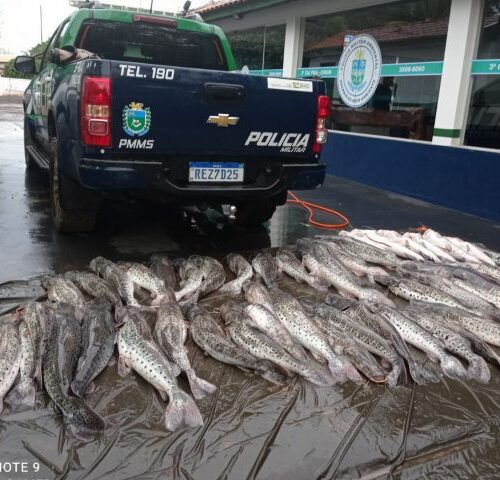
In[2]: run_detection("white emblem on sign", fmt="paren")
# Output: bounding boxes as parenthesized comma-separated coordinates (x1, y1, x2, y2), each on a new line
(267, 77, 313, 93)
(337, 34, 382, 108)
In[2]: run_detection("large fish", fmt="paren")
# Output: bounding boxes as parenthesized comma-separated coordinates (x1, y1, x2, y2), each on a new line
(119, 262, 170, 305)
(369, 304, 467, 379)
(243, 281, 275, 312)
(252, 253, 278, 288)
(150, 253, 177, 290)
(21, 302, 48, 386)
(7, 321, 36, 407)
(244, 303, 307, 360)
(71, 299, 115, 397)
(154, 301, 216, 400)
(64, 271, 121, 305)
(189, 256, 226, 298)
(219, 254, 253, 295)
(306, 307, 385, 383)
(401, 272, 500, 320)
(116, 306, 203, 431)
(301, 299, 403, 386)
(423, 229, 496, 266)
(463, 262, 500, 285)
(275, 249, 328, 290)
(186, 304, 288, 385)
(41, 276, 85, 307)
(303, 244, 394, 306)
(316, 240, 389, 282)
(221, 302, 334, 386)
(90, 257, 137, 306)
(404, 305, 490, 383)
(324, 293, 440, 384)
(356, 230, 425, 261)
(43, 303, 106, 439)
(448, 272, 500, 310)
(174, 258, 204, 302)
(268, 287, 352, 381)
(0, 322, 21, 413)
(375, 276, 469, 310)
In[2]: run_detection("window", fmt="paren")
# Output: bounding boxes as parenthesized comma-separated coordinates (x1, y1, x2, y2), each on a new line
(465, 0, 500, 149)
(75, 20, 228, 71)
(226, 25, 286, 71)
(302, 0, 451, 141)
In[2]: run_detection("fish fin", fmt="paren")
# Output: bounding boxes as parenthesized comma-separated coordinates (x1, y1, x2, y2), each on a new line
(187, 371, 217, 400)
(86, 381, 96, 394)
(70, 381, 86, 398)
(117, 355, 132, 377)
(310, 350, 327, 364)
(34, 363, 43, 388)
(468, 356, 490, 384)
(164, 391, 203, 431)
(286, 344, 308, 362)
(107, 356, 116, 367)
(441, 355, 468, 380)
(0, 400, 3, 415)
(259, 369, 289, 385)
(6, 381, 36, 408)
(338, 289, 357, 300)
(158, 389, 168, 402)
(218, 282, 241, 295)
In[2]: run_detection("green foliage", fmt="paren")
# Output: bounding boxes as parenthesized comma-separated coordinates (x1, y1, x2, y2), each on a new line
(2, 40, 49, 78)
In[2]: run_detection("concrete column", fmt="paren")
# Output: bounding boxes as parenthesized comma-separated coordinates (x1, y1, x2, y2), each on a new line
(433, 0, 484, 146)
(282, 16, 305, 78)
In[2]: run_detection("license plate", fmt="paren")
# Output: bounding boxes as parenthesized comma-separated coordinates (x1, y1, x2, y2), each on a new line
(189, 162, 244, 183)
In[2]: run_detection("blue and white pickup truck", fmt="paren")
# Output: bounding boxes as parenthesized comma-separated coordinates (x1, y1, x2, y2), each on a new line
(15, 6, 329, 232)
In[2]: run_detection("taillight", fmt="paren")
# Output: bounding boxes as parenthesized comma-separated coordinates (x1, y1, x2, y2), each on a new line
(312, 95, 330, 155)
(133, 15, 177, 28)
(81, 76, 111, 147)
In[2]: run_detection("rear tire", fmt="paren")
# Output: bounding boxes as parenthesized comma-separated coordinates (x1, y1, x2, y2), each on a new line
(234, 201, 277, 226)
(49, 137, 99, 233)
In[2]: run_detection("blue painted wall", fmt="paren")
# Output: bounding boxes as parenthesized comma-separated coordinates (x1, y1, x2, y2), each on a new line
(323, 132, 500, 222)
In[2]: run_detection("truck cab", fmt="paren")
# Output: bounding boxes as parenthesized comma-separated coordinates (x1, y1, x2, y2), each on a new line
(16, 7, 328, 232)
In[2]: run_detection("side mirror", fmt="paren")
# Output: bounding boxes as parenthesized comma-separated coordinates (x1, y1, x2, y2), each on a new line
(14, 56, 36, 74)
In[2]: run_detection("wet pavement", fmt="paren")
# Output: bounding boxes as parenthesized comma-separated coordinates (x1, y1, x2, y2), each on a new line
(2, 100, 500, 479)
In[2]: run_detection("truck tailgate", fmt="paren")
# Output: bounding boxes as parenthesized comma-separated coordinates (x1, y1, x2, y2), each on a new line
(110, 62, 324, 159)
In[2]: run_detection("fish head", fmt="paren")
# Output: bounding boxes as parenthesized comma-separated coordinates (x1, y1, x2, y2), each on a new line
(372, 275, 399, 287)
(324, 293, 355, 310)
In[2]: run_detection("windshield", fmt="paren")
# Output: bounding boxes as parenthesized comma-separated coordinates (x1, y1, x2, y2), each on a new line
(76, 20, 228, 71)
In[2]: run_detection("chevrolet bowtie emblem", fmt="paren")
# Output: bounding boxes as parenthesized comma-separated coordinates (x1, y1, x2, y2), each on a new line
(207, 113, 239, 127)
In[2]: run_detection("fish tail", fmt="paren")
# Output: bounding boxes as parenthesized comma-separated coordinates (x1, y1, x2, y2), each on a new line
(66, 398, 106, 440)
(187, 371, 217, 400)
(287, 344, 308, 361)
(467, 356, 491, 384)
(34, 363, 43, 388)
(70, 380, 87, 398)
(441, 355, 468, 380)
(339, 357, 364, 383)
(386, 360, 404, 387)
(164, 391, 203, 431)
(7, 380, 36, 408)
(407, 359, 440, 385)
(219, 282, 242, 295)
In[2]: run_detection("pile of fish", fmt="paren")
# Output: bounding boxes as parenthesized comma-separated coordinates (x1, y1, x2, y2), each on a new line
(2, 228, 500, 435)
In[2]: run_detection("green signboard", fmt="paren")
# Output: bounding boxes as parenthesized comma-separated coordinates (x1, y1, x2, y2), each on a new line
(471, 59, 500, 75)
(250, 59, 500, 79)
(381, 62, 443, 76)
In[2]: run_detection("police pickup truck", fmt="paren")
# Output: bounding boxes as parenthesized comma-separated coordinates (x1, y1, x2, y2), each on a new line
(15, 6, 329, 232)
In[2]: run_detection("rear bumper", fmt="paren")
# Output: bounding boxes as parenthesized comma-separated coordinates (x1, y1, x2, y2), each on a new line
(78, 158, 326, 201)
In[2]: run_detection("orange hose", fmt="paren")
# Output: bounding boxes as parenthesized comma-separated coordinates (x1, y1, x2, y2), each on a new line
(286, 191, 350, 230)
